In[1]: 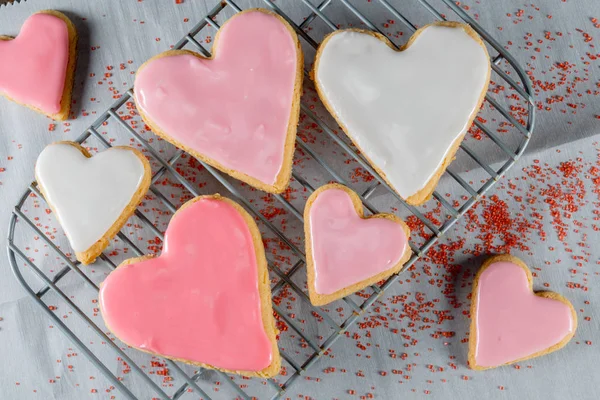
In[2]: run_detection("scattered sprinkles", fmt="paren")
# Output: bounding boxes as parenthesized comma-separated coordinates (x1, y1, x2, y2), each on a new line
(0, 0, 598, 398)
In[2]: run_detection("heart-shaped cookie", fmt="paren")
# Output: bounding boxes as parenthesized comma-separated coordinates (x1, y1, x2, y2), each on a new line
(314, 22, 490, 205)
(134, 9, 302, 194)
(304, 184, 411, 306)
(0, 10, 77, 120)
(35, 142, 151, 265)
(469, 255, 577, 370)
(99, 195, 280, 377)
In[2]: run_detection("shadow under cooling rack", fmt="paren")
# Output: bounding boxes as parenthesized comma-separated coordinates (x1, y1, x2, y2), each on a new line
(7, 0, 534, 399)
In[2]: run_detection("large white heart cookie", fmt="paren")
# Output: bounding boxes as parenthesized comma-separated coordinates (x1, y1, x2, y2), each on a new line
(35, 142, 151, 265)
(314, 22, 490, 205)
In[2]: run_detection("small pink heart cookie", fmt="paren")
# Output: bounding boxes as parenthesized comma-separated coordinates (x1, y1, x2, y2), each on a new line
(469, 255, 577, 370)
(0, 10, 77, 120)
(134, 9, 303, 194)
(99, 195, 280, 378)
(304, 184, 411, 306)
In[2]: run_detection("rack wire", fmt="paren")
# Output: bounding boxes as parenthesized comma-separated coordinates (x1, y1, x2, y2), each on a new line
(7, 0, 534, 399)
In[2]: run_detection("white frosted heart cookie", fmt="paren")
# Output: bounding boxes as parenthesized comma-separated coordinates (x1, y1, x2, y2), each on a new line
(314, 22, 491, 205)
(35, 142, 151, 265)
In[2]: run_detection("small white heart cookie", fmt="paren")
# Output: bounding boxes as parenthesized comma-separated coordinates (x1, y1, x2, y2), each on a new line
(314, 22, 491, 205)
(35, 142, 151, 265)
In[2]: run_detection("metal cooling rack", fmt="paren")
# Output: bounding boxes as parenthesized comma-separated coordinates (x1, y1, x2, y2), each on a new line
(7, 0, 534, 399)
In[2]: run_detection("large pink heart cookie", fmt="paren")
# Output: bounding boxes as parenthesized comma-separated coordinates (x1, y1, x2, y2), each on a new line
(0, 11, 77, 120)
(134, 9, 303, 194)
(99, 195, 280, 377)
(304, 184, 411, 306)
(469, 255, 577, 370)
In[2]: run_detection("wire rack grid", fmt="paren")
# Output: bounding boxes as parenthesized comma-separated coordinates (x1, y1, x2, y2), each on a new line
(7, 0, 534, 399)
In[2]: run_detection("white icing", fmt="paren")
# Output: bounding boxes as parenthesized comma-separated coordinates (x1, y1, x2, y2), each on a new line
(35, 143, 146, 253)
(316, 25, 490, 199)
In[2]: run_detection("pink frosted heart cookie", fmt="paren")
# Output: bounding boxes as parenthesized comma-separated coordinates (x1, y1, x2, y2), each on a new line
(469, 255, 577, 370)
(134, 9, 303, 194)
(0, 10, 77, 120)
(99, 195, 281, 378)
(304, 184, 411, 306)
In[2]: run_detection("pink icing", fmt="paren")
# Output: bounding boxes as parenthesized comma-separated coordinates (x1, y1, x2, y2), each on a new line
(99, 197, 273, 371)
(309, 188, 409, 295)
(0, 13, 69, 114)
(134, 11, 298, 186)
(474, 261, 575, 367)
